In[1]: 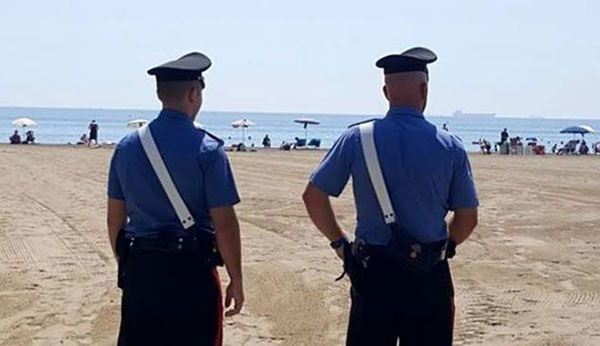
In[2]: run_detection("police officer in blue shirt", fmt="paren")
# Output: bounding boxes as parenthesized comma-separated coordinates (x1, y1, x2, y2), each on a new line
(303, 47, 479, 345)
(107, 52, 244, 346)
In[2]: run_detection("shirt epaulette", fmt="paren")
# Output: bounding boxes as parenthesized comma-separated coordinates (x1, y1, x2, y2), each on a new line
(199, 128, 224, 146)
(348, 118, 378, 128)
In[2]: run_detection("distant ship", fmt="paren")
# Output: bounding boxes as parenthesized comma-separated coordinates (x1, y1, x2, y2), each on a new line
(452, 110, 496, 118)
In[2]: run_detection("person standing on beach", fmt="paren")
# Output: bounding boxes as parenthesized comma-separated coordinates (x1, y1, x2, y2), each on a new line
(303, 47, 479, 345)
(500, 128, 509, 144)
(88, 120, 99, 146)
(106, 52, 244, 346)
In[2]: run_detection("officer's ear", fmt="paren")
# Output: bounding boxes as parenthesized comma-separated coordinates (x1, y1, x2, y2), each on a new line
(382, 85, 389, 101)
(187, 84, 200, 104)
(420, 82, 428, 112)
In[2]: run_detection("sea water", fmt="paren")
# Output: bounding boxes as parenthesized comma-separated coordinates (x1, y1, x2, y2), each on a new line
(1, 106, 599, 152)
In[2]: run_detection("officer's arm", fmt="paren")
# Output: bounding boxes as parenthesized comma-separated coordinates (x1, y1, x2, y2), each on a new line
(448, 207, 478, 245)
(210, 205, 244, 316)
(302, 183, 346, 243)
(107, 198, 127, 258)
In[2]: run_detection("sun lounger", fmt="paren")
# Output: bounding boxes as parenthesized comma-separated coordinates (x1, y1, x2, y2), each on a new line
(307, 138, 321, 148)
(294, 138, 307, 148)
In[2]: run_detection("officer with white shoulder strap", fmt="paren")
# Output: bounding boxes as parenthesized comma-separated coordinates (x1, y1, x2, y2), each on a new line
(107, 52, 244, 346)
(303, 47, 479, 345)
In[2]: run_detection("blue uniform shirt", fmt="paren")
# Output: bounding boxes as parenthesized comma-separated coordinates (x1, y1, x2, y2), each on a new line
(310, 107, 479, 245)
(107, 109, 240, 236)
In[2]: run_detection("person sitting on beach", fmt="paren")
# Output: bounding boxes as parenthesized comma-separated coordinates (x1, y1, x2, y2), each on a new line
(236, 142, 247, 152)
(23, 130, 35, 144)
(77, 133, 89, 145)
(480, 139, 491, 154)
(579, 140, 589, 155)
(262, 134, 271, 148)
(9, 130, 21, 144)
(279, 141, 292, 151)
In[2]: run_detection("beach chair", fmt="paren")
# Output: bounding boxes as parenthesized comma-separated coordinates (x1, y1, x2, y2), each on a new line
(557, 140, 579, 155)
(294, 138, 307, 149)
(307, 138, 321, 148)
(509, 137, 523, 155)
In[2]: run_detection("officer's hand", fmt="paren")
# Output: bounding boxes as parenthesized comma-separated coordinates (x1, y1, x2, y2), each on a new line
(225, 280, 244, 317)
(335, 247, 344, 261)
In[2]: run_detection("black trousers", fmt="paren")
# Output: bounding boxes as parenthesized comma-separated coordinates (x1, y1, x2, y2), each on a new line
(346, 254, 454, 346)
(117, 250, 222, 346)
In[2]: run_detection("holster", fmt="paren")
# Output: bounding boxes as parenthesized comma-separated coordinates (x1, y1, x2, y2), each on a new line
(382, 223, 455, 277)
(341, 239, 370, 295)
(116, 229, 128, 289)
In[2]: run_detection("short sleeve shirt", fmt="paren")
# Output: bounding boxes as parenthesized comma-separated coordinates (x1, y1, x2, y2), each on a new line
(310, 107, 478, 245)
(107, 109, 240, 236)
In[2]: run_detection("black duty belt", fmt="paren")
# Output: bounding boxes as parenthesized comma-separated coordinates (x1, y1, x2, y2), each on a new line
(338, 228, 457, 284)
(117, 230, 223, 264)
(125, 234, 208, 253)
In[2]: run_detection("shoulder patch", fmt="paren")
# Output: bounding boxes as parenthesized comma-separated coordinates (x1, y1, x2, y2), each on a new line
(348, 118, 378, 128)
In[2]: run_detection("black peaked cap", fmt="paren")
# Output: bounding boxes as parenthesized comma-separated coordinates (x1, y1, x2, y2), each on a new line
(376, 47, 437, 75)
(147, 52, 212, 82)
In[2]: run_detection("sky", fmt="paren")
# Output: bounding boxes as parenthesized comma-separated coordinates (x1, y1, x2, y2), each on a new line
(0, 1, 599, 118)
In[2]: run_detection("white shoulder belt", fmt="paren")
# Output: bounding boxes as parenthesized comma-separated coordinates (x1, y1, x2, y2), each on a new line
(138, 125, 196, 230)
(359, 121, 396, 225)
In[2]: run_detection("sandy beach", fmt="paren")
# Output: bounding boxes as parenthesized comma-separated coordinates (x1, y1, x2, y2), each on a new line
(0, 145, 599, 345)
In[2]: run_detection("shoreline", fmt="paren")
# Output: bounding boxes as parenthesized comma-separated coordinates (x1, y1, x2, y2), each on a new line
(3, 143, 600, 158)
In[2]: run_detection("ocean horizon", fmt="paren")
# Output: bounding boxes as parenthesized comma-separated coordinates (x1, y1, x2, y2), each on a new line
(2, 106, 599, 152)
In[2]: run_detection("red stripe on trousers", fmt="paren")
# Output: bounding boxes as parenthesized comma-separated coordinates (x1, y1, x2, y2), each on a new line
(450, 297, 455, 341)
(213, 269, 223, 346)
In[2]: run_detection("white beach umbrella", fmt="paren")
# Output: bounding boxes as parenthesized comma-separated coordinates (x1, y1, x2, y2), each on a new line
(127, 119, 149, 129)
(294, 118, 320, 139)
(231, 119, 254, 144)
(231, 119, 255, 128)
(12, 117, 37, 127)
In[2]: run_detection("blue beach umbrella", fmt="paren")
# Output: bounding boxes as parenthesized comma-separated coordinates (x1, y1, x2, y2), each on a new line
(294, 118, 320, 139)
(560, 125, 595, 137)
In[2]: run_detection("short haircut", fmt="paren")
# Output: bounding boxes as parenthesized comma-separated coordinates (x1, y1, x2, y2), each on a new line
(157, 80, 201, 103)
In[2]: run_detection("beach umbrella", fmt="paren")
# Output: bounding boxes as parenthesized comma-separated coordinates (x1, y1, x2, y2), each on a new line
(560, 125, 595, 137)
(12, 117, 37, 127)
(293, 118, 320, 139)
(127, 119, 149, 128)
(231, 119, 254, 144)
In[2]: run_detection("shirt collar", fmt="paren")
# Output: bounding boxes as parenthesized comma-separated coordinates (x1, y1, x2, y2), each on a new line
(386, 106, 424, 119)
(159, 108, 193, 122)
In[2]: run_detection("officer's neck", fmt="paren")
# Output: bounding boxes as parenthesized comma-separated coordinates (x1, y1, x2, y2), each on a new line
(161, 103, 196, 121)
(388, 102, 424, 113)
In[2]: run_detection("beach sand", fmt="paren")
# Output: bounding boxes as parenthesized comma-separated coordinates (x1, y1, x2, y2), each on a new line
(0, 145, 599, 345)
